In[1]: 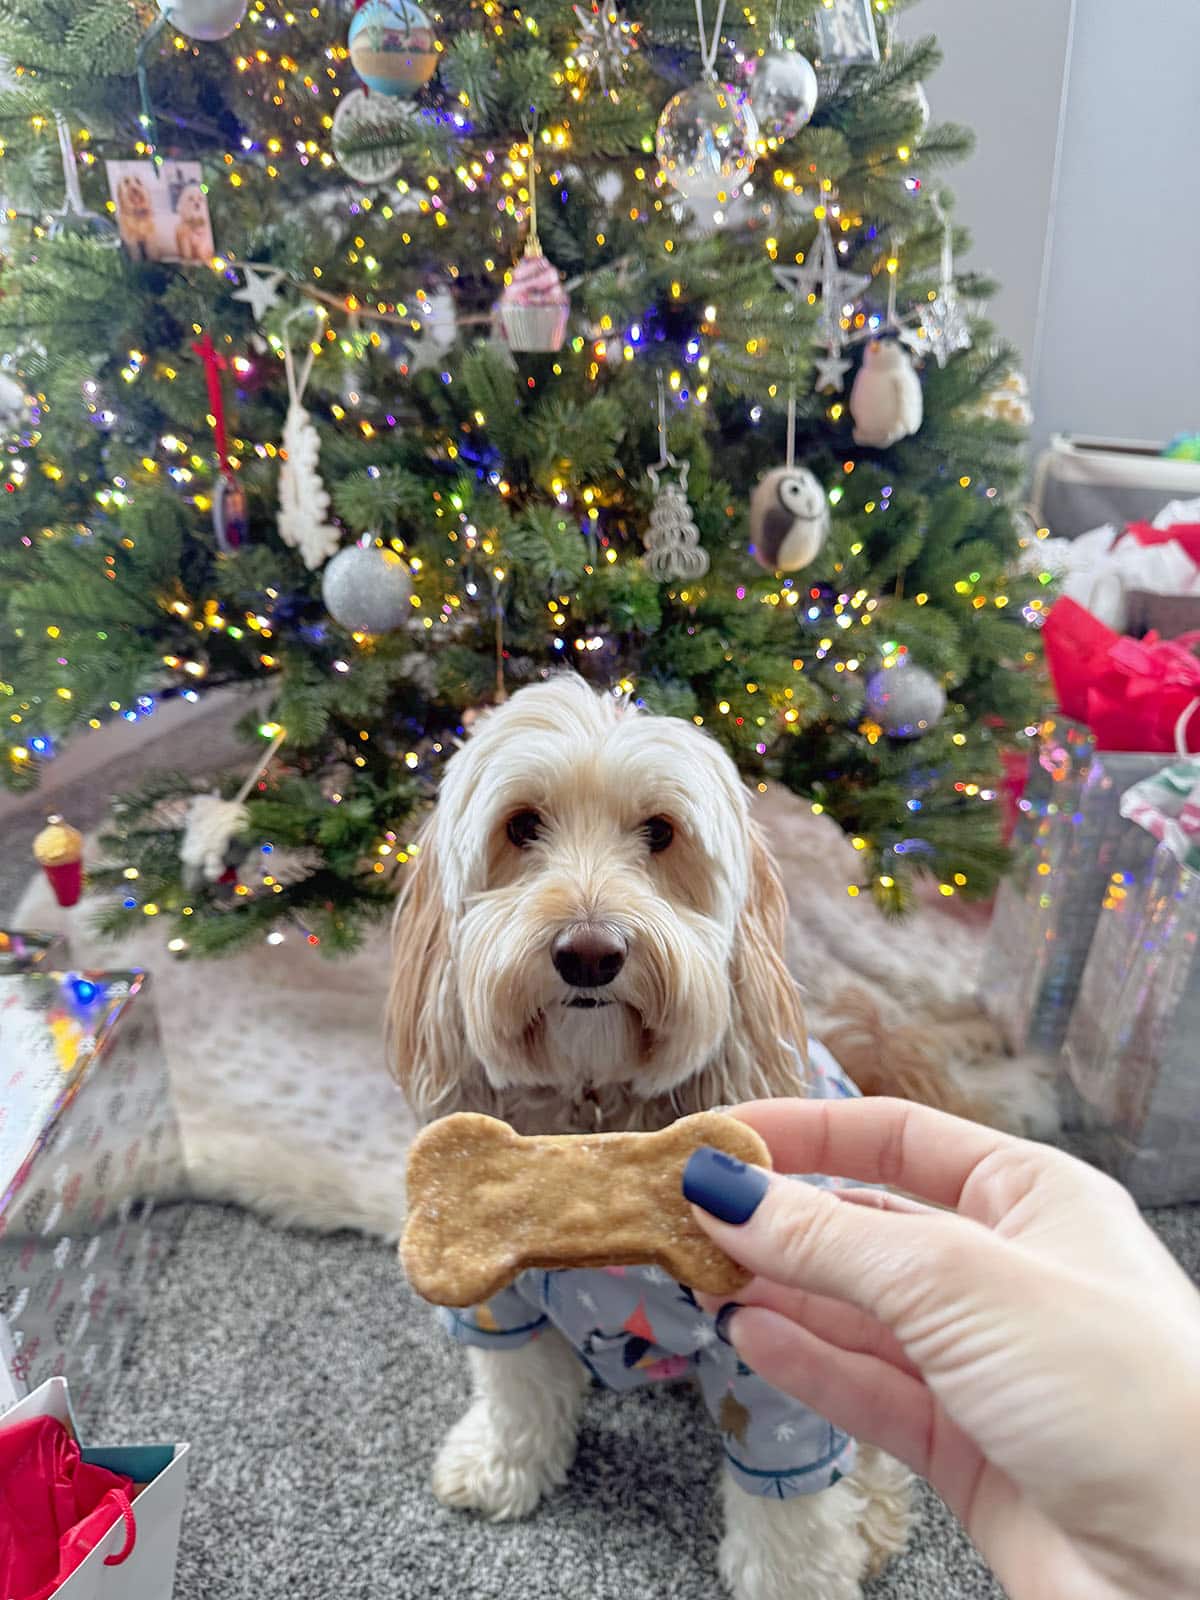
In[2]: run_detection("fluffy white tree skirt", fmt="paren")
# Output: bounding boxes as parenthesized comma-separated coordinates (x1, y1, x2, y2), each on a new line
(15, 784, 1052, 1241)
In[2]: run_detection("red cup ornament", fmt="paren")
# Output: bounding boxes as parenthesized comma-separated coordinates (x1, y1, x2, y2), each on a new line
(33, 815, 84, 907)
(213, 473, 248, 552)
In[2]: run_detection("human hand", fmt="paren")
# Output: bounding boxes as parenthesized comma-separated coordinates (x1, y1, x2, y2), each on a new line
(682, 1098, 1200, 1600)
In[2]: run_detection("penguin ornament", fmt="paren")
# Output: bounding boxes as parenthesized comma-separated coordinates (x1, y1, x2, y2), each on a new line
(749, 464, 830, 572)
(849, 339, 923, 448)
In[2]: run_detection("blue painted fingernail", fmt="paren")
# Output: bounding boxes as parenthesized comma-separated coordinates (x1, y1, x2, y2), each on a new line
(683, 1146, 769, 1224)
(714, 1303, 742, 1346)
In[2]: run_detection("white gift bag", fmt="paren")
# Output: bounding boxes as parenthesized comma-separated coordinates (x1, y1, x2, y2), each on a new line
(2, 1377, 189, 1599)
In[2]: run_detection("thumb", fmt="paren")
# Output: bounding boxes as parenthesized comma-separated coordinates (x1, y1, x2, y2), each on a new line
(683, 1147, 985, 1328)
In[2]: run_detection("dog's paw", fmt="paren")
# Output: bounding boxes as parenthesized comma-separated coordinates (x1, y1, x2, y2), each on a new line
(719, 1478, 867, 1600)
(719, 1529, 863, 1600)
(432, 1401, 572, 1521)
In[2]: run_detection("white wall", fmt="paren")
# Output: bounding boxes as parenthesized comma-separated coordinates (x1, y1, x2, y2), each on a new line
(915, 0, 1200, 454)
(1034, 0, 1200, 451)
(916, 0, 1072, 376)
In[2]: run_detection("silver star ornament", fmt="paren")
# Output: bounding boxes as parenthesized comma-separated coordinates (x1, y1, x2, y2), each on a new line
(813, 351, 852, 392)
(233, 265, 286, 323)
(774, 217, 870, 354)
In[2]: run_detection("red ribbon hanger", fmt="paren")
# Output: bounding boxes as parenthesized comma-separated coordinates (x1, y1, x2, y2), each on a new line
(191, 331, 246, 550)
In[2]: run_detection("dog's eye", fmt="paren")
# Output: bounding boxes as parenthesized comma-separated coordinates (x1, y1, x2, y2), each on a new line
(506, 809, 542, 847)
(642, 816, 674, 853)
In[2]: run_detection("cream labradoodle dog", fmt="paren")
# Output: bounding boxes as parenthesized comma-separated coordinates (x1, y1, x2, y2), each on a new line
(173, 181, 213, 262)
(390, 675, 915, 1600)
(115, 172, 156, 260)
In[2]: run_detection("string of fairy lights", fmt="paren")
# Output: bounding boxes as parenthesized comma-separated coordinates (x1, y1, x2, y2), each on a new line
(0, 0, 1048, 928)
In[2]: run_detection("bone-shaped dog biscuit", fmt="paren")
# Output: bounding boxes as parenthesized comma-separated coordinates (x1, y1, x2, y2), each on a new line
(401, 1111, 771, 1307)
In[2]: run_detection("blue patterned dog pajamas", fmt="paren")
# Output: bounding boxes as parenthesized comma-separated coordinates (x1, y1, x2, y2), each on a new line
(444, 1039, 861, 1499)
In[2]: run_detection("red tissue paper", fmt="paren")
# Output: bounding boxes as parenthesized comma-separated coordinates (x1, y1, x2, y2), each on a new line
(1124, 520, 1200, 565)
(1043, 596, 1200, 753)
(999, 749, 1031, 844)
(0, 1415, 135, 1600)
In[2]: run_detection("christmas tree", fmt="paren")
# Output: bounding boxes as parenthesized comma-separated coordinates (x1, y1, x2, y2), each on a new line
(0, 0, 1043, 956)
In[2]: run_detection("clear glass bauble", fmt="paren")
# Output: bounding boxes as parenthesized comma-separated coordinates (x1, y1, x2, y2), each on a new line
(331, 88, 410, 184)
(656, 79, 758, 209)
(747, 47, 818, 149)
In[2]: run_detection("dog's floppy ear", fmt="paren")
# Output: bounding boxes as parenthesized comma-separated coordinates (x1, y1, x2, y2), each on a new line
(702, 819, 811, 1102)
(387, 814, 472, 1120)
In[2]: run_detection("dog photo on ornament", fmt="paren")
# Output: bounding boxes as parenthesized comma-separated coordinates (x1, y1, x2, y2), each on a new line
(390, 675, 969, 1600)
(105, 159, 214, 264)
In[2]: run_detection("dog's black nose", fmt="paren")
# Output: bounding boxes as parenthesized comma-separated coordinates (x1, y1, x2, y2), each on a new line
(553, 925, 627, 988)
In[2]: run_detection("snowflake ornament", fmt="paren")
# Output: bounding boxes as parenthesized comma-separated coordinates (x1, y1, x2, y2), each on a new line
(918, 287, 972, 367)
(279, 401, 340, 570)
(571, 3, 636, 94)
(277, 308, 340, 570)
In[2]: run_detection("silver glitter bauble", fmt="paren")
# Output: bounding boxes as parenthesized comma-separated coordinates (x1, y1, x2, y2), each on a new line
(156, 0, 247, 42)
(321, 544, 413, 633)
(747, 48, 818, 150)
(0, 371, 28, 436)
(656, 79, 758, 209)
(864, 661, 946, 738)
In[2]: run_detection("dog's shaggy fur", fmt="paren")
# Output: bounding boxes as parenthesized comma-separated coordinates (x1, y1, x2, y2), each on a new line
(389, 676, 917, 1598)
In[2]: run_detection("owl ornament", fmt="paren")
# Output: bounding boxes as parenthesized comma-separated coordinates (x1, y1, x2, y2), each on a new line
(848, 340, 923, 449)
(749, 465, 830, 572)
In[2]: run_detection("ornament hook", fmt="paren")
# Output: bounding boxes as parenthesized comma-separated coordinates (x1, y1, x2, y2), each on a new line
(280, 301, 324, 406)
(134, 14, 168, 161)
(520, 107, 541, 246)
(769, 0, 784, 50)
(693, 0, 729, 81)
(651, 368, 682, 482)
(885, 247, 900, 331)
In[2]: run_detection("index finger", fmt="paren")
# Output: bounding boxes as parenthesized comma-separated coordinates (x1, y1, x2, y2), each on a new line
(729, 1096, 1020, 1211)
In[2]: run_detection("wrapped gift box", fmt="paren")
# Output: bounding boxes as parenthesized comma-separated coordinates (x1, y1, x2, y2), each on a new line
(980, 724, 1165, 1054)
(1061, 842, 1200, 1203)
(0, 970, 187, 1426)
(0, 928, 71, 974)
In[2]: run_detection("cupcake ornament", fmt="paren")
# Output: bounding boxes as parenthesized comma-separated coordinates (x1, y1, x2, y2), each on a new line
(498, 116, 570, 353)
(33, 815, 84, 907)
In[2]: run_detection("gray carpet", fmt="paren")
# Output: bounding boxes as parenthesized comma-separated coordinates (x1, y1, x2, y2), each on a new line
(83, 1198, 1199, 1600)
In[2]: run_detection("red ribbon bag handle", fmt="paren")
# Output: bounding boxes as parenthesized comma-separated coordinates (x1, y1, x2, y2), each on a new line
(102, 1489, 137, 1566)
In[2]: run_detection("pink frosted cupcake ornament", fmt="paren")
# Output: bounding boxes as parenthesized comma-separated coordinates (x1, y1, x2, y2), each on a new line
(499, 238, 570, 353)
